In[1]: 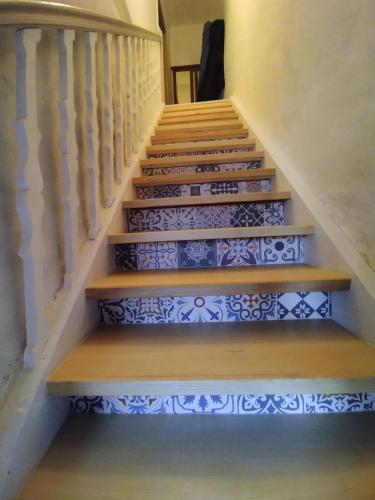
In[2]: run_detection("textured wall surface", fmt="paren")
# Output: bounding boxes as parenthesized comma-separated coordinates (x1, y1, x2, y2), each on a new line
(224, 0, 375, 276)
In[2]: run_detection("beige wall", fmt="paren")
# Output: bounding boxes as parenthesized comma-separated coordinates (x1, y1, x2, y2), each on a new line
(169, 23, 203, 66)
(224, 0, 375, 283)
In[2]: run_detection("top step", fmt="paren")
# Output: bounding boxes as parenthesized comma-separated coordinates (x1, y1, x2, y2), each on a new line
(163, 100, 232, 113)
(146, 139, 256, 157)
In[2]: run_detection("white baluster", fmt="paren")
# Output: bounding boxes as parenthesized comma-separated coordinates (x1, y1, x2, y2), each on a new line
(98, 33, 114, 207)
(113, 35, 124, 184)
(83, 31, 101, 240)
(131, 37, 139, 152)
(14, 28, 45, 369)
(58, 29, 80, 289)
(124, 36, 133, 165)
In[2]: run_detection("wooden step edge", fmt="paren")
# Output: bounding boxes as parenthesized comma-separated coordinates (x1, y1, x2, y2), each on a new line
(163, 100, 232, 112)
(107, 224, 315, 244)
(47, 319, 375, 397)
(47, 376, 375, 397)
(160, 108, 237, 118)
(159, 112, 238, 125)
(151, 129, 249, 145)
(133, 168, 275, 187)
(122, 191, 291, 209)
(146, 139, 256, 155)
(141, 150, 264, 168)
(85, 265, 352, 299)
(155, 121, 243, 134)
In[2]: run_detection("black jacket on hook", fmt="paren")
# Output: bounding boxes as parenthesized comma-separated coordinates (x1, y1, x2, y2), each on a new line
(197, 19, 225, 101)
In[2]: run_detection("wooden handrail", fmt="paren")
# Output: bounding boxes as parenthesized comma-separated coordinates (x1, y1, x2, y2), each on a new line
(0, 1, 162, 41)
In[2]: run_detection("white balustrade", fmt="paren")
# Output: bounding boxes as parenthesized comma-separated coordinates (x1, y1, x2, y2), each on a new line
(10, 4, 163, 367)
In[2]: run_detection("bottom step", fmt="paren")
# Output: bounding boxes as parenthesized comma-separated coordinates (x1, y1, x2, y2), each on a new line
(20, 414, 375, 499)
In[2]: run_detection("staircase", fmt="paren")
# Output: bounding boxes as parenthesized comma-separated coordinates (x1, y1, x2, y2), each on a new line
(19, 100, 375, 499)
(46, 99, 375, 414)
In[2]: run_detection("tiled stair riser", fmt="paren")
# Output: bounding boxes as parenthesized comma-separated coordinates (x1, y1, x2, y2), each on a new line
(70, 393, 375, 415)
(147, 146, 255, 159)
(142, 160, 262, 176)
(98, 291, 331, 324)
(136, 180, 271, 200)
(115, 236, 303, 271)
(127, 201, 284, 232)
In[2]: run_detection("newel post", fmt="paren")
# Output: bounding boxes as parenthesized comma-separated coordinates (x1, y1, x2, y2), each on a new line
(14, 28, 45, 369)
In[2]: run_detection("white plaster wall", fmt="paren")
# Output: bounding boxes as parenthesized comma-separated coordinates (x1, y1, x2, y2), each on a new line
(169, 23, 203, 66)
(223, 0, 375, 275)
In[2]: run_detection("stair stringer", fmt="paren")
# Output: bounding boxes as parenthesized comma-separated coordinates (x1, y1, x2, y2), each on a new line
(230, 96, 375, 346)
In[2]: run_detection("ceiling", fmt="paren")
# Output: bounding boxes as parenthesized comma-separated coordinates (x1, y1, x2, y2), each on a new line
(160, 0, 224, 27)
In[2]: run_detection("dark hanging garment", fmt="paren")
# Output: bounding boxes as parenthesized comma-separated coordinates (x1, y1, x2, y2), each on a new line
(198, 21, 212, 85)
(197, 19, 225, 101)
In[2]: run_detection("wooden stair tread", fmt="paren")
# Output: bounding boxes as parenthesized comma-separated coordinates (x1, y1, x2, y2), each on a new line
(159, 111, 238, 124)
(141, 150, 264, 168)
(146, 139, 256, 156)
(85, 265, 351, 299)
(19, 413, 375, 500)
(133, 169, 275, 187)
(163, 99, 232, 113)
(123, 191, 291, 209)
(161, 107, 237, 118)
(108, 225, 315, 244)
(155, 120, 243, 134)
(48, 320, 374, 396)
(151, 129, 248, 144)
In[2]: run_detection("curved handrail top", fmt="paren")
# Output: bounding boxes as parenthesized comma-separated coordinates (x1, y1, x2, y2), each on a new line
(0, 1, 162, 41)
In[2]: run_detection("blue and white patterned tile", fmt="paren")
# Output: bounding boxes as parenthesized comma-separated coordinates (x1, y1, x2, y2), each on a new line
(99, 292, 331, 325)
(136, 180, 271, 200)
(127, 202, 285, 232)
(115, 244, 137, 271)
(136, 242, 178, 270)
(135, 185, 181, 199)
(147, 146, 255, 159)
(230, 203, 265, 227)
(277, 291, 332, 320)
(174, 296, 228, 323)
(226, 294, 277, 321)
(177, 240, 217, 268)
(264, 201, 284, 226)
(70, 393, 375, 415)
(142, 160, 262, 176)
(127, 207, 197, 233)
(258, 236, 303, 264)
(217, 238, 259, 266)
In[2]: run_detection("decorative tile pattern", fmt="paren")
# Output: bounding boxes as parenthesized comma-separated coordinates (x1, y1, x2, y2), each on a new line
(277, 291, 332, 320)
(136, 242, 178, 270)
(147, 146, 255, 159)
(115, 236, 303, 271)
(226, 294, 277, 321)
(127, 202, 285, 233)
(136, 180, 271, 200)
(177, 240, 217, 268)
(98, 292, 332, 324)
(175, 296, 227, 322)
(142, 160, 262, 176)
(70, 393, 375, 415)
